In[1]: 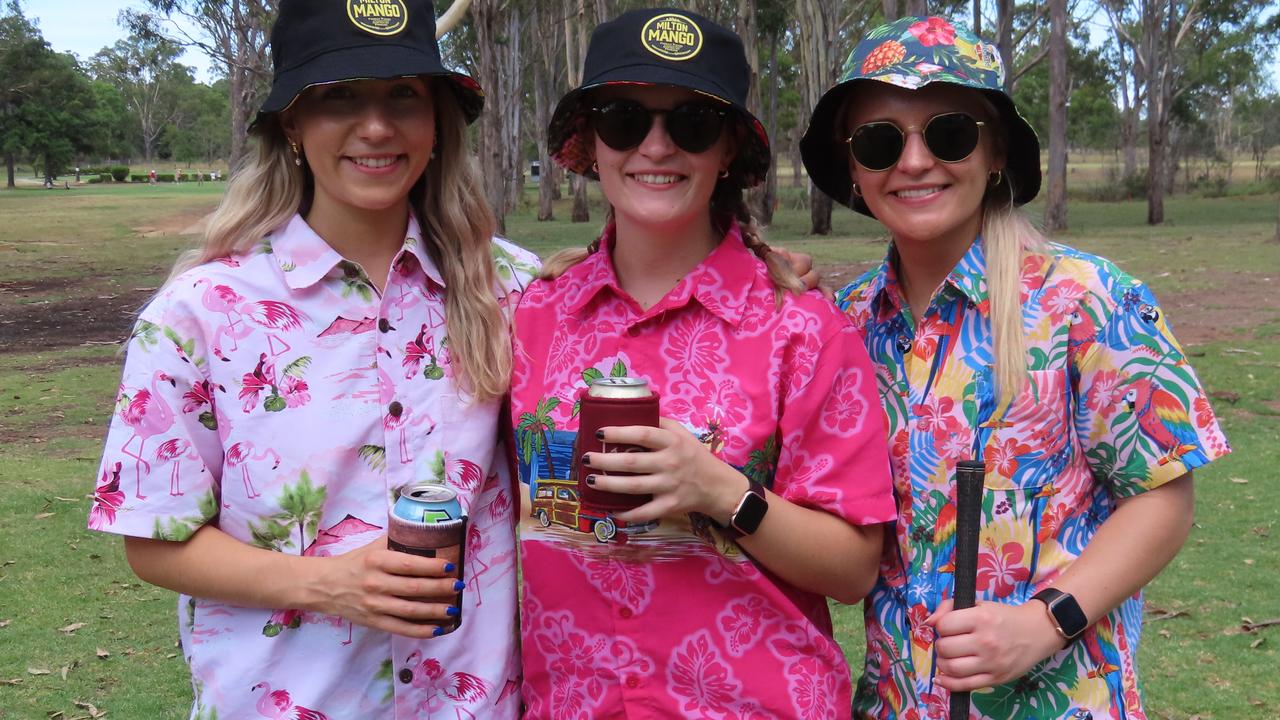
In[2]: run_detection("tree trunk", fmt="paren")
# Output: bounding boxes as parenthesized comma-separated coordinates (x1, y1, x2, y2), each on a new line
(882, 0, 899, 22)
(530, 2, 562, 222)
(905, 0, 929, 15)
(5, 154, 14, 189)
(810, 189, 833, 235)
(1147, 115, 1166, 224)
(996, 0, 1014, 93)
(1273, 196, 1280, 243)
(791, 126, 803, 189)
(796, 0, 838, 234)
(472, 0, 524, 234)
(571, 174, 590, 222)
(758, 30, 779, 225)
(973, 0, 982, 36)
(1042, 0, 1068, 233)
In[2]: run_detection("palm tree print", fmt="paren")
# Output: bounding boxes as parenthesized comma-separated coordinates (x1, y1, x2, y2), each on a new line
(152, 489, 219, 541)
(250, 472, 327, 553)
(742, 436, 779, 489)
(517, 396, 562, 478)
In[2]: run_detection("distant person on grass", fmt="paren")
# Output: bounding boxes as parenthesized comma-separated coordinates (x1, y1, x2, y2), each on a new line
(87, 0, 535, 716)
(801, 16, 1231, 719)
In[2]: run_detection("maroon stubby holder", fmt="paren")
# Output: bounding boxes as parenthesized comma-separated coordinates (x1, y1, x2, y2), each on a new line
(575, 378, 659, 512)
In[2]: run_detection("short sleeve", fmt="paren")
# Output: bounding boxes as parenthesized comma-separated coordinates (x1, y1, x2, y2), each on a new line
(89, 292, 224, 540)
(1072, 279, 1230, 497)
(774, 315, 896, 526)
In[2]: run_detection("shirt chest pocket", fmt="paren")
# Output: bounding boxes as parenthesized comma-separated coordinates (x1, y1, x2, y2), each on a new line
(983, 368, 1071, 491)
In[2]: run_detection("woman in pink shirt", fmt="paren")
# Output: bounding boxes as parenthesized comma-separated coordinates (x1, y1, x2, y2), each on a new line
(88, 1, 535, 716)
(510, 9, 896, 718)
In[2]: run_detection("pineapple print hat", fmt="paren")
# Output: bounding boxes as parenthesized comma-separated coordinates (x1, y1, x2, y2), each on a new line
(801, 16, 1040, 216)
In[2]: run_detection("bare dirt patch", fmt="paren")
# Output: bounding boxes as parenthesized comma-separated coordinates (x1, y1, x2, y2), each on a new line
(132, 207, 211, 238)
(0, 282, 148, 353)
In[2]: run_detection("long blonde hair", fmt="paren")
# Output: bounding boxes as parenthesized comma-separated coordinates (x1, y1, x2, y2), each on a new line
(168, 80, 510, 403)
(981, 183, 1048, 404)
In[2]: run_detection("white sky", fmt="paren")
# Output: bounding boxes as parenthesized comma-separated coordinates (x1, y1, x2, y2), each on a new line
(26, 0, 218, 81)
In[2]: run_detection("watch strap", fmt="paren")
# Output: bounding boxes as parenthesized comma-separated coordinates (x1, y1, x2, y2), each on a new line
(722, 479, 768, 538)
(1032, 588, 1088, 642)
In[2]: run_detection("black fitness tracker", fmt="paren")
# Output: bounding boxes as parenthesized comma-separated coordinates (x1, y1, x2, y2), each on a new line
(725, 479, 769, 538)
(1032, 588, 1088, 642)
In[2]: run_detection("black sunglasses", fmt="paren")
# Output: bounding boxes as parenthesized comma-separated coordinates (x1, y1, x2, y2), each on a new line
(590, 99, 729, 155)
(845, 112, 986, 172)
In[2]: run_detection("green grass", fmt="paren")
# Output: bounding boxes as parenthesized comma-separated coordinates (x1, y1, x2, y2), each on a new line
(1, 182, 1277, 718)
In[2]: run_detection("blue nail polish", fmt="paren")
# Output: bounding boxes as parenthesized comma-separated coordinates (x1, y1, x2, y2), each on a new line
(454, 580, 466, 591)
(433, 626, 445, 636)
(446, 606, 459, 616)
(444, 563, 456, 573)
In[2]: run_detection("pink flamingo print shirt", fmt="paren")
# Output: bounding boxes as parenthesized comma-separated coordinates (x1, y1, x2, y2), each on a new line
(510, 221, 897, 719)
(835, 241, 1230, 720)
(90, 214, 537, 719)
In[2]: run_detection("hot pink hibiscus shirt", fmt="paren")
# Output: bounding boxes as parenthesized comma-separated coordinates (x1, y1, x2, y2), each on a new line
(510, 221, 897, 719)
(90, 214, 539, 719)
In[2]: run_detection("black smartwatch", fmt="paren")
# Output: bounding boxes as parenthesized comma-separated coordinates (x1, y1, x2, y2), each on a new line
(1032, 588, 1088, 643)
(725, 479, 769, 538)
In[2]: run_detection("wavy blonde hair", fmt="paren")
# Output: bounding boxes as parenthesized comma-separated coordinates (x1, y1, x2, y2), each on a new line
(167, 80, 510, 402)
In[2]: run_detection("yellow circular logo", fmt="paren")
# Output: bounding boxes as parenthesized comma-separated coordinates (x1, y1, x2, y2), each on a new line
(347, 0, 409, 36)
(640, 13, 703, 62)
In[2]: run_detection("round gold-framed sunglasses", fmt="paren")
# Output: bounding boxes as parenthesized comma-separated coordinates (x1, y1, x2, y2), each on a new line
(846, 112, 986, 171)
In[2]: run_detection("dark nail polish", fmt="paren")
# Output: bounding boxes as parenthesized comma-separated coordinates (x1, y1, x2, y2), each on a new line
(446, 606, 459, 617)
(595, 429, 604, 440)
(585, 475, 596, 485)
(433, 626, 445, 636)
(444, 563, 456, 573)
(581, 453, 590, 465)
(453, 580, 466, 591)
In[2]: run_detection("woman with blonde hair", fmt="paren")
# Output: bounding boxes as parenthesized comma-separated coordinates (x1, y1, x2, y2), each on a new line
(801, 16, 1231, 719)
(88, 1, 535, 716)
(510, 9, 895, 718)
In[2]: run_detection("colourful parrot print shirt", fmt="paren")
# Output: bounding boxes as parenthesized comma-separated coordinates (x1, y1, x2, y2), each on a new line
(90, 214, 539, 720)
(510, 221, 897, 720)
(835, 239, 1230, 720)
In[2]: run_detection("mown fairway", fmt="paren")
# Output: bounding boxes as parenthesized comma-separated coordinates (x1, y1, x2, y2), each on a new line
(0, 182, 1276, 719)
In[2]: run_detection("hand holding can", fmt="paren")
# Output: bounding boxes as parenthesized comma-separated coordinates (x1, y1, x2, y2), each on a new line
(388, 484, 467, 635)
(575, 377, 660, 512)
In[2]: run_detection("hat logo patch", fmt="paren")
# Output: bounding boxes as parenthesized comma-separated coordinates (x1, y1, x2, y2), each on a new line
(347, 0, 408, 36)
(640, 14, 702, 62)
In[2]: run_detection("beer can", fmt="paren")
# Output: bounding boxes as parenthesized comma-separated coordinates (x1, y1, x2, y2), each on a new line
(388, 484, 466, 634)
(575, 377, 659, 512)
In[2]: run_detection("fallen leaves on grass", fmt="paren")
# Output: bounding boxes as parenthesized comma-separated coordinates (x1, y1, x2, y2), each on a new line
(73, 701, 107, 719)
(34, 512, 55, 520)
(95, 648, 109, 659)
(60, 659, 79, 680)
(1, 678, 23, 685)
(1147, 608, 1188, 621)
(27, 666, 50, 675)
(1, 619, 11, 628)
(58, 622, 86, 635)
(1228, 477, 1249, 484)
(1251, 636, 1266, 649)
(1242, 617, 1280, 632)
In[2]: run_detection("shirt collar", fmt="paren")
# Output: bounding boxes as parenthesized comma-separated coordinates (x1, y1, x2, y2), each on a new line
(269, 213, 442, 290)
(866, 237, 991, 320)
(561, 219, 759, 327)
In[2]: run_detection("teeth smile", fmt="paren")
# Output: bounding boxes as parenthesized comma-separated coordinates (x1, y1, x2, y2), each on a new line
(632, 174, 682, 185)
(350, 156, 398, 169)
(894, 187, 944, 199)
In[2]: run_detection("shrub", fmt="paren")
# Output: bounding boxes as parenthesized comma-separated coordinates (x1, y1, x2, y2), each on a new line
(87, 175, 104, 184)
(110, 166, 129, 182)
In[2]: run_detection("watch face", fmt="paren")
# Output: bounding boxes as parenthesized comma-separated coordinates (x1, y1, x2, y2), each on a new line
(730, 490, 769, 535)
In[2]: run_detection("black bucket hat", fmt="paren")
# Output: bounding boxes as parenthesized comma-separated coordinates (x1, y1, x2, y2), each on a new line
(801, 16, 1040, 216)
(546, 8, 770, 189)
(253, 0, 484, 127)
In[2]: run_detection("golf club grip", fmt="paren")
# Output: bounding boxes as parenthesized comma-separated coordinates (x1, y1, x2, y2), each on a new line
(949, 459, 986, 720)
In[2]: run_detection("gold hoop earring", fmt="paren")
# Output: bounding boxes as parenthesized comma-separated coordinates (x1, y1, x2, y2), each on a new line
(591, 161, 599, 175)
(290, 141, 303, 167)
(989, 170, 1003, 187)
(851, 182, 863, 198)
(718, 169, 730, 180)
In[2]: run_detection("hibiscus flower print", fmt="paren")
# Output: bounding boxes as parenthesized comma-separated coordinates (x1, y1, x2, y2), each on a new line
(820, 367, 867, 436)
(667, 631, 742, 716)
(912, 396, 957, 436)
(909, 17, 956, 46)
(280, 376, 310, 408)
(717, 595, 781, 657)
(661, 313, 726, 391)
(89, 461, 124, 530)
(569, 552, 654, 613)
(985, 436, 1032, 479)
(1040, 279, 1087, 323)
(1086, 370, 1124, 420)
(976, 539, 1030, 597)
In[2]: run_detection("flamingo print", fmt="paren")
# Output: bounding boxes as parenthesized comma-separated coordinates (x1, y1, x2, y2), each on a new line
(403, 324, 442, 379)
(226, 441, 281, 501)
(250, 681, 328, 719)
(89, 461, 124, 530)
(194, 278, 246, 351)
(155, 438, 201, 496)
(240, 300, 308, 357)
(118, 370, 177, 499)
(378, 365, 435, 464)
(403, 652, 489, 719)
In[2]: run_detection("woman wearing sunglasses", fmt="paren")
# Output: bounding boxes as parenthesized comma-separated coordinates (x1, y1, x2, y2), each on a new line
(802, 17, 1229, 719)
(510, 8, 895, 718)
(88, 1, 536, 716)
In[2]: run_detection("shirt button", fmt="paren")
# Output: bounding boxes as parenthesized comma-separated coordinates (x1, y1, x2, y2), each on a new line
(398, 668, 413, 684)
(625, 675, 640, 689)
(378, 318, 392, 333)
(619, 607, 633, 619)
(388, 401, 404, 418)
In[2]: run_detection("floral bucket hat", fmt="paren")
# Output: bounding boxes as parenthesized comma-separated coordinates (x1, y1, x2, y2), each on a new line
(801, 16, 1041, 215)
(546, 8, 771, 189)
